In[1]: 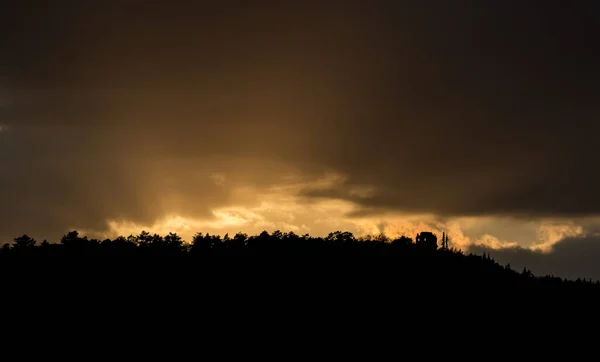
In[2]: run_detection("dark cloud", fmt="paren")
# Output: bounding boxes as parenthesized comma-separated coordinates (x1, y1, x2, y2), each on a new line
(471, 234, 600, 281)
(294, 1, 600, 218)
(1, 1, 600, 240)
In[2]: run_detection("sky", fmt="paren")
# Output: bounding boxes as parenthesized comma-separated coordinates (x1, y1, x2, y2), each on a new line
(2, 1, 600, 278)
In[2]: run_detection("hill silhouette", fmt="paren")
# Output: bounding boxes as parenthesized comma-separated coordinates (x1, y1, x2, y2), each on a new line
(1, 229, 598, 291)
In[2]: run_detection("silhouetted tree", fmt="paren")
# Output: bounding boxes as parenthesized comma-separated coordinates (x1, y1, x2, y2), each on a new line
(391, 236, 413, 247)
(191, 232, 211, 252)
(61, 230, 83, 247)
(522, 267, 533, 278)
(13, 235, 36, 249)
(229, 232, 247, 250)
(326, 231, 355, 245)
(164, 232, 184, 253)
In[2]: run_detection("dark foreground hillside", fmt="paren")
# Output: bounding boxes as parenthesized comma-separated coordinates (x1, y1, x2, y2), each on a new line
(1, 230, 598, 292)
(4, 230, 600, 336)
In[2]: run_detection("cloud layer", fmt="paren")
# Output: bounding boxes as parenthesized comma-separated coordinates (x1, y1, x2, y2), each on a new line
(472, 233, 600, 282)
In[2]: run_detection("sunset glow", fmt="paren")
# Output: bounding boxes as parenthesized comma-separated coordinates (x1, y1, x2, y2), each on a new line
(3, 2, 600, 280)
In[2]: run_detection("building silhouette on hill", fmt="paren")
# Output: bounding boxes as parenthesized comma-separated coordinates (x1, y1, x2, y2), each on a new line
(415, 232, 437, 250)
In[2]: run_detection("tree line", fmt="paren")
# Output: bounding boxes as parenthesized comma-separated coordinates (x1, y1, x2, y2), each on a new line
(1, 229, 598, 289)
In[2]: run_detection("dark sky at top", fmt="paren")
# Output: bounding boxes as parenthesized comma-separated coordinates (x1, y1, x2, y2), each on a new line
(1, 1, 600, 241)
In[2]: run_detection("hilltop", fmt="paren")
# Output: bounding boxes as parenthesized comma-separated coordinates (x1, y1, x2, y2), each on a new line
(1, 229, 598, 291)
